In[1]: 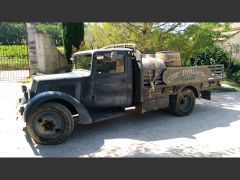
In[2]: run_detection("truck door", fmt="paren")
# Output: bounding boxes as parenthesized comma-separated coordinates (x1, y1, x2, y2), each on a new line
(93, 50, 128, 108)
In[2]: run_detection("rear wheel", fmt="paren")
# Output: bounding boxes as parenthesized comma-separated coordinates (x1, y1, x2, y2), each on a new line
(26, 102, 74, 145)
(170, 88, 195, 116)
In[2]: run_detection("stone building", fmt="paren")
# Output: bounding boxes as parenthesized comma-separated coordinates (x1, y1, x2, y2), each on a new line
(218, 23, 240, 60)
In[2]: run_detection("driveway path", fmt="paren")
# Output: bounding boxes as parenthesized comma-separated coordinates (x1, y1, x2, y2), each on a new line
(0, 81, 240, 157)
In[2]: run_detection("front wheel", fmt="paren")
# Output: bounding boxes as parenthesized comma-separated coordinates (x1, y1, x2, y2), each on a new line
(26, 102, 74, 145)
(170, 88, 195, 116)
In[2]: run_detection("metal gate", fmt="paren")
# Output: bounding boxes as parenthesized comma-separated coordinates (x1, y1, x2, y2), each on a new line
(0, 23, 30, 79)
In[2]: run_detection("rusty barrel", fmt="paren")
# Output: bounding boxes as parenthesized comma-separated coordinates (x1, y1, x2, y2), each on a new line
(155, 51, 181, 67)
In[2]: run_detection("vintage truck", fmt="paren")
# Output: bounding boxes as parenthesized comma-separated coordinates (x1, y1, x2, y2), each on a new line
(17, 43, 224, 144)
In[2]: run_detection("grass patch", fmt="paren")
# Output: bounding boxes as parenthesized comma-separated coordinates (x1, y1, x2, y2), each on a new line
(17, 77, 32, 83)
(213, 79, 240, 92)
(57, 46, 64, 54)
(221, 79, 240, 91)
(0, 45, 29, 70)
(0, 45, 28, 58)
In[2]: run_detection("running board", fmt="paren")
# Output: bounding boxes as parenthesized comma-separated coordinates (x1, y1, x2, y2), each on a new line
(91, 110, 126, 123)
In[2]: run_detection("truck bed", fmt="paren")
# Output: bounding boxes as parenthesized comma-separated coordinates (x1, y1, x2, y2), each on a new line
(143, 64, 223, 87)
(137, 64, 224, 113)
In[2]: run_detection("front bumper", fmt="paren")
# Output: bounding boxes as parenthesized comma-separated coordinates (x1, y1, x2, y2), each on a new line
(16, 85, 30, 121)
(16, 100, 27, 121)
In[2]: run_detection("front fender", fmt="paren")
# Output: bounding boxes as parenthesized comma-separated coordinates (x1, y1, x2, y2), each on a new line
(24, 91, 92, 124)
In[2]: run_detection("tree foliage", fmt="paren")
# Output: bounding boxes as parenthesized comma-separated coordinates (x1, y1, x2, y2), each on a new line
(189, 45, 230, 68)
(86, 22, 227, 65)
(0, 23, 27, 45)
(89, 23, 182, 53)
(36, 23, 63, 46)
(0, 22, 64, 46)
(62, 23, 84, 63)
(177, 23, 225, 65)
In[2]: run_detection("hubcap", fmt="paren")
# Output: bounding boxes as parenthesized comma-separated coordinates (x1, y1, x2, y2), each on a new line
(42, 120, 56, 131)
(33, 111, 65, 139)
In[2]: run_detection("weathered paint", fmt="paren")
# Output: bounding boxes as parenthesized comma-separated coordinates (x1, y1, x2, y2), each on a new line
(18, 45, 223, 123)
(162, 66, 212, 86)
(156, 51, 181, 67)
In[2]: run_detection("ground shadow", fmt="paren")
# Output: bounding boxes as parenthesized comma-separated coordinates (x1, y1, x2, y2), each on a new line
(26, 93, 240, 157)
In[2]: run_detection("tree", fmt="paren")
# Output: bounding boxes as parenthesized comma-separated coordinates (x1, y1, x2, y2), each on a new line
(0, 23, 27, 45)
(189, 45, 230, 68)
(62, 23, 84, 63)
(88, 22, 227, 65)
(178, 23, 224, 65)
(82, 24, 96, 50)
(91, 23, 182, 53)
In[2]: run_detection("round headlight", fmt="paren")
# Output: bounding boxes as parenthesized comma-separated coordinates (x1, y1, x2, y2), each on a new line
(21, 85, 27, 92)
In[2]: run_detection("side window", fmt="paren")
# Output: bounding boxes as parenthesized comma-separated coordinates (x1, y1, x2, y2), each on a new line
(95, 51, 125, 74)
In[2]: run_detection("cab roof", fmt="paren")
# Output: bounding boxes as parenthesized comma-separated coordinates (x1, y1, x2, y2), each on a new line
(72, 47, 133, 57)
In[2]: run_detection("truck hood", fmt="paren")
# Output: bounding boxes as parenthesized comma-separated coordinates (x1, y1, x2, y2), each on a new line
(33, 70, 91, 82)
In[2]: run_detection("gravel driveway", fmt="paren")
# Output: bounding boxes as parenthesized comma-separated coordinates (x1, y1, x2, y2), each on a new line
(0, 80, 240, 157)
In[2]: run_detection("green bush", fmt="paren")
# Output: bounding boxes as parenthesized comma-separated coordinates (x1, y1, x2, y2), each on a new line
(189, 45, 240, 84)
(227, 61, 240, 83)
(0, 45, 28, 59)
(0, 45, 29, 70)
(0, 23, 27, 45)
(190, 45, 230, 68)
(232, 71, 240, 83)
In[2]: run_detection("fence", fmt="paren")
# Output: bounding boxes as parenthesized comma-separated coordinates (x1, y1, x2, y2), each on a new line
(0, 23, 30, 79)
(0, 45, 29, 79)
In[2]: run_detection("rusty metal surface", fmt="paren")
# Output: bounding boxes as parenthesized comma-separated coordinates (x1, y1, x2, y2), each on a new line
(141, 96, 169, 113)
(208, 64, 224, 80)
(162, 66, 212, 86)
(18, 44, 224, 125)
(155, 51, 181, 67)
(92, 51, 132, 108)
(101, 43, 137, 50)
(20, 48, 135, 124)
(142, 57, 166, 70)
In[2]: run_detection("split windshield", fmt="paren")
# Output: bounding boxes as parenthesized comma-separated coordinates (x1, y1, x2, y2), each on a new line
(74, 54, 92, 71)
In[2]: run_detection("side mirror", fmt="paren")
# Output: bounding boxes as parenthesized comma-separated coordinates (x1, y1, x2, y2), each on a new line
(71, 56, 76, 64)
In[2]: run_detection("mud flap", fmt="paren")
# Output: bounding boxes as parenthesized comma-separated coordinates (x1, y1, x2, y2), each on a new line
(201, 90, 211, 100)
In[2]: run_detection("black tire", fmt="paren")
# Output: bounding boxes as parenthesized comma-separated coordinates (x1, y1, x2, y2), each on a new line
(26, 102, 74, 145)
(170, 88, 195, 117)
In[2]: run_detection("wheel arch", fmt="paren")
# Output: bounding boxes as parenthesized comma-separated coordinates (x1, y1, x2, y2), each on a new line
(170, 84, 197, 116)
(177, 84, 200, 98)
(24, 91, 92, 124)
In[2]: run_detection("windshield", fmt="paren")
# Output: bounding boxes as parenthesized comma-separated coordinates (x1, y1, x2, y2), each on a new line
(74, 54, 92, 71)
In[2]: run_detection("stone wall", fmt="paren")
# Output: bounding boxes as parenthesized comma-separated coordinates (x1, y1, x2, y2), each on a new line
(26, 23, 71, 75)
(26, 23, 39, 75)
(35, 33, 70, 74)
(219, 32, 240, 60)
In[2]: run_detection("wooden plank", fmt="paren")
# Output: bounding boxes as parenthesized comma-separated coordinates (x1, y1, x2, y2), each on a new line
(162, 66, 212, 86)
